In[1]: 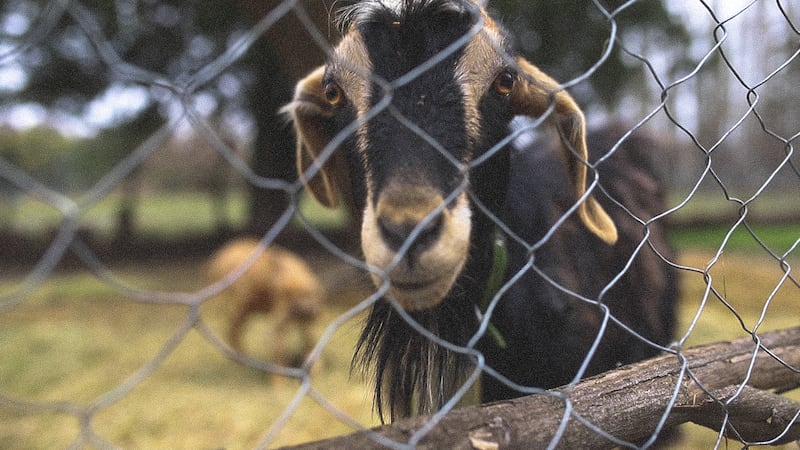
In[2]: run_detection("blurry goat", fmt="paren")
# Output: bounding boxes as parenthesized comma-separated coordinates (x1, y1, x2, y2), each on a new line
(207, 238, 325, 367)
(284, 0, 677, 421)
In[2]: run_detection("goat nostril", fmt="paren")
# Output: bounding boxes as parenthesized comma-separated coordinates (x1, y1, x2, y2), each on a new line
(378, 214, 443, 252)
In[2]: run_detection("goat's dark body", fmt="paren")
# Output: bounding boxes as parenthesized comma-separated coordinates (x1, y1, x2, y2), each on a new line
(356, 125, 678, 417)
(480, 127, 678, 401)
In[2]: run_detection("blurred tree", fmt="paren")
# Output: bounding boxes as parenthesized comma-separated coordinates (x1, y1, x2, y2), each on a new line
(0, 125, 81, 192)
(490, 0, 690, 108)
(234, 0, 328, 234)
(0, 125, 81, 230)
(0, 0, 315, 237)
(1, 0, 688, 240)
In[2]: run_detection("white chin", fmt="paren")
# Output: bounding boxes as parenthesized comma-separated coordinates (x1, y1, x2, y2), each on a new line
(382, 269, 462, 311)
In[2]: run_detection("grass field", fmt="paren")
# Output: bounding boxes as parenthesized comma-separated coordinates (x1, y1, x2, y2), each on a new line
(0, 261, 379, 449)
(0, 189, 351, 240)
(0, 190, 798, 448)
(2, 189, 797, 241)
(1, 245, 798, 449)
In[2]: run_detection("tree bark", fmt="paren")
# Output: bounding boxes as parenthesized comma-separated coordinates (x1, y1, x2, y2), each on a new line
(283, 326, 800, 449)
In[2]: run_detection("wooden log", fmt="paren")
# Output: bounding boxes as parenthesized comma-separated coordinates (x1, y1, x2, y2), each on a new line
(282, 326, 800, 449)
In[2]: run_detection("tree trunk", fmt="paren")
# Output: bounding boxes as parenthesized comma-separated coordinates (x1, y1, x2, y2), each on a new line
(237, 0, 329, 235)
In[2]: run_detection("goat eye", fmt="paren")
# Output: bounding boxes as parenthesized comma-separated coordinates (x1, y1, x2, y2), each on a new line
(493, 70, 515, 96)
(324, 82, 345, 106)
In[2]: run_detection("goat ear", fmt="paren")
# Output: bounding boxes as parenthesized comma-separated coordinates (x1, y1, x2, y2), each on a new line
(509, 57, 618, 245)
(282, 65, 343, 208)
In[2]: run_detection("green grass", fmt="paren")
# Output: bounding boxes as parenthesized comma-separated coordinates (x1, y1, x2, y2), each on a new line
(664, 190, 799, 253)
(670, 223, 799, 254)
(4, 189, 796, 252)
(668, 190, 800, 221)
(671, 250, 800, 448)
(2, 190, 250, 239)
(2, 189, 353, 241)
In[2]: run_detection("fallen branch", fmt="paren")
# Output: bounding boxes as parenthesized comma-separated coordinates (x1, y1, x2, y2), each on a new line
(283, 326, 800, 449)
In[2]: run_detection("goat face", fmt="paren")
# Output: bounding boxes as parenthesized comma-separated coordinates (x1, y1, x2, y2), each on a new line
(285, 0, 618, 311)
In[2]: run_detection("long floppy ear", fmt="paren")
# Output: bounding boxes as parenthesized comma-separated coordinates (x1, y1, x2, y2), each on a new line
(282, 65, 345, 208)
(509, 57, 618, 245)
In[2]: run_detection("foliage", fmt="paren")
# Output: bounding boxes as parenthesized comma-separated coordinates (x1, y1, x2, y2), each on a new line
(1, 0, 253, 118)
(2, 0, 690, 117)
(490, 0, 690, 107)
(0, 125, 82, 192)
(0, 105, 161, 193)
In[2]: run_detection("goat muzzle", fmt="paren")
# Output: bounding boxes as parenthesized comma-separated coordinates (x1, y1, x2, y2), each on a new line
(361, 185, 471, 311)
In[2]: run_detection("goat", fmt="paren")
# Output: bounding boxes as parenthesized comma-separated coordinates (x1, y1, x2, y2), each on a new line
(206, 238, 325, 367)
(283, 0, 677, 421)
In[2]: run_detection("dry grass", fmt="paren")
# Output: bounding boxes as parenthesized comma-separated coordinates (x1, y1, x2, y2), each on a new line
(0, 263, 379, 449)
(0, 249, 797, 448)
(667, 250, 799, 449)
(677, 249, 798, 345)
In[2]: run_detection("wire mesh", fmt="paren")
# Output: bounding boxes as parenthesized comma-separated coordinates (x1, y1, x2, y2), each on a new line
(0, 0, 798, 448)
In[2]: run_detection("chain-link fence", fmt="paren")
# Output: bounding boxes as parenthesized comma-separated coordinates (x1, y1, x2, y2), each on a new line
(1, 0, 798, 448)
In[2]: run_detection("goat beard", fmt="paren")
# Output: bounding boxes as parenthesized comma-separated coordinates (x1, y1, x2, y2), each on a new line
(352, 293, 477, 422)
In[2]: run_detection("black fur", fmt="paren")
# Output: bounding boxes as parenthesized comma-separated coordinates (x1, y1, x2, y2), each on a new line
(479, 125, 678, 401)
(357, 1, 475, 203)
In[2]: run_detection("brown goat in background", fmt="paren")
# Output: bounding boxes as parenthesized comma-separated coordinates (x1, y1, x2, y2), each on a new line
(206, 238, 325, 367)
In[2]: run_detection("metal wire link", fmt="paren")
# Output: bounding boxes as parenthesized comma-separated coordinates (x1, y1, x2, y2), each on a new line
(0, 1, 798, 448)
